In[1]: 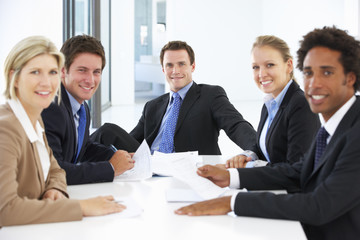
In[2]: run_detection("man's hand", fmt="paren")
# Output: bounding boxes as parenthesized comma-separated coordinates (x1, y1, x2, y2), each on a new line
(197, 165, 230, 188)
(226, 155, 252, 168)
(109, 150, 135, 176)
(175, 196, 232, 216)
(42, 189, 66, 201)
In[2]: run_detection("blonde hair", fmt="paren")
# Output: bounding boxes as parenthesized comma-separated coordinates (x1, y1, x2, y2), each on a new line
(252, 35, 295, 82)
(3, 36, 64, 102)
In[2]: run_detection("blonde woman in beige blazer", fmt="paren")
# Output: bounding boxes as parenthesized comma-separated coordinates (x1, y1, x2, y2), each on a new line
(0, 36, 125, 226)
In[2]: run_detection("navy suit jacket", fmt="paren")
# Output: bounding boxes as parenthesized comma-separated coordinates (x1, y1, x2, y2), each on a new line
(130, 82, 256, 155)
(251, 81, 320, 164)
(42, 84, 114, 185)
(234, 97, 360, 239)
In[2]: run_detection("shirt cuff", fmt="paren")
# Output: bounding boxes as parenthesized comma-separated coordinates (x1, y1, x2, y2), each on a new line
(230, 193, 237, 211)
(228, 168, 240, 189)
(247, 160, 268, 168)
(245, 161, 255, 168)
(241, 150, 259, 160)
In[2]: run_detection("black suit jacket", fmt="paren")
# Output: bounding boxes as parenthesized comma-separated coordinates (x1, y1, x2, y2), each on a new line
(234, 97, 360, 239)
(130, 82, 256, 155)
(251, 81, 320, 164)
(42, 84, 114, 185)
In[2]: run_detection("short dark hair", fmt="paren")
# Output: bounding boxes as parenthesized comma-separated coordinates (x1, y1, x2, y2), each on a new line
(297, 26, 360, 91)
(160, 41, 195, 66)
(60, 34, 106, 71)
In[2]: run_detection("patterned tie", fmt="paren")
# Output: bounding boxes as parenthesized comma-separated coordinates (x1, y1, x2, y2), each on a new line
(314, 127, 329, 168)
(159, 92, 182, 153)
(76, 104, 86, 162)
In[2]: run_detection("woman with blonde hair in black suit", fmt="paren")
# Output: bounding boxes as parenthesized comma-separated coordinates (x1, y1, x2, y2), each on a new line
(225, 35, 320, 168)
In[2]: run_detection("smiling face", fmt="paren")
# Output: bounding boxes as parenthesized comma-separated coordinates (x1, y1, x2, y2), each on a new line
(15, 54, 60, 119)
(162, 49, 195, 92)
(303, 46, 355, 122)
(251, 46, 293, 98)
(62, 52, 102, 103)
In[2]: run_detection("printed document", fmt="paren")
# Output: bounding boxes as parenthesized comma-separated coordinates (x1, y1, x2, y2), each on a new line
(114, 140, 152, 181)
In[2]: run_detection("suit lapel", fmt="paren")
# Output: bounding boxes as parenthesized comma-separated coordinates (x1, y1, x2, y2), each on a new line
(148, 94, 169, 141)
(305, 97, 360, 183)
(257, 105, 268, 143)
(31, 142, 45, 192)
(61, 84, 79, 162)
(175, 82, 200, 133)
(265, 82, 298, 144)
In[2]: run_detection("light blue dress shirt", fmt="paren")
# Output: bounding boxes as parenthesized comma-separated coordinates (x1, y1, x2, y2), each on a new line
(151, 81, 193, 153)
(244, 80, 293, 168)
(258, 79, 293, 162)
(66, 90, 84, 147)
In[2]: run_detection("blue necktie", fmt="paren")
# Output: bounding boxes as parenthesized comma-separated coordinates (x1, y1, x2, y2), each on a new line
(76, 104, 86, 162)
(159, 92, 182, 153)
(314, 127, 329, 168)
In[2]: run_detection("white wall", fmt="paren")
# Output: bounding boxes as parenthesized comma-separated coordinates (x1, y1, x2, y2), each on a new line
(0, 0, 358, 106)
(166, 0, 264, 101)
(111, 0, 135, 105)
(166, 0, 357, 102)
(0, 0, 63, 104)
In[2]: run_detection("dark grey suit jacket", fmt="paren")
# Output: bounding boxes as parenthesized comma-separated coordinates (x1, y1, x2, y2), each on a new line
(42, 84, 115, 185)
(130, 82, 256, 155)
(252, 81, 320, 164)
(234, 97, 360, 239)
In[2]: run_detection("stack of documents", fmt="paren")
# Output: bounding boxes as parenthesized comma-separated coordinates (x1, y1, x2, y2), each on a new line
(114, 140, 246, 202)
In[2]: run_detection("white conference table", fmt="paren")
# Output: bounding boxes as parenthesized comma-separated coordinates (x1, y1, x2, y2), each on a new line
(0, 156, 307, 240)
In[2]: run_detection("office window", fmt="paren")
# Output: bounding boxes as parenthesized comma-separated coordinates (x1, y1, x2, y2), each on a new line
(63, 0, 111, 127)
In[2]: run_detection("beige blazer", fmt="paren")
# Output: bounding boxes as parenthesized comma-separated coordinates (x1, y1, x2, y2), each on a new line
(0, 103, 82, 226)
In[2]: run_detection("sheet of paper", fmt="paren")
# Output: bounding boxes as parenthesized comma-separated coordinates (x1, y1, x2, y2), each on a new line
(170, 155, 228, 200)
(152, 151, 199, 176)
(114, 140, 152, 181)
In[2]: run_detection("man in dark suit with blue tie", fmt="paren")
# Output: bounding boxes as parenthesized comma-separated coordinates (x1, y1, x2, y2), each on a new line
(42, 35, 137, 185)
(130, 41, 256, 155)
(175, 26, 360, 239)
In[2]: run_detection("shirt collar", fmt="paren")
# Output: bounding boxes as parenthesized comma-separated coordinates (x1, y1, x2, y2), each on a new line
(66, 89, 82, 116)
(321, 95, 356, 137)
(169, 81, 193, 103)
(7, 98, 44, 144)
(264, 79, 293, 110)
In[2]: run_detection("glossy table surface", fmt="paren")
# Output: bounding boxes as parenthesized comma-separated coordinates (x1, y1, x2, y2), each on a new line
(0, 156, 307, 240)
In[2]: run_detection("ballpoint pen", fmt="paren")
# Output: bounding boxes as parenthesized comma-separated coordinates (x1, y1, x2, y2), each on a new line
(110, 144, 117, 152)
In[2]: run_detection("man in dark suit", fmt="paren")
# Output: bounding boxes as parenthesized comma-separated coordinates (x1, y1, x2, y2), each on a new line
(42, 35, 137, 185)
(175, 26, 360, 239)
(130, 41, 256, 155)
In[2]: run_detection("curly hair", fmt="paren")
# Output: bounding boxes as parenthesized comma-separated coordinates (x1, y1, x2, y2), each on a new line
(297, 26, 360, 91)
